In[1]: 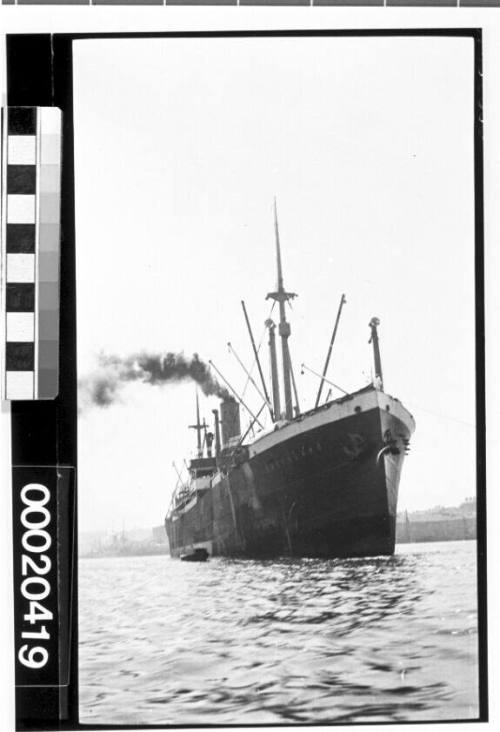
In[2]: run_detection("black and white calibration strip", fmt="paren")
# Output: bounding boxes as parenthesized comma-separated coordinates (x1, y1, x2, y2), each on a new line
(2, 107, 62, 401)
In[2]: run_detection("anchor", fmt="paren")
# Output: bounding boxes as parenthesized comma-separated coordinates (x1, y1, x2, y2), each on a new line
(376, 429, 401, 464)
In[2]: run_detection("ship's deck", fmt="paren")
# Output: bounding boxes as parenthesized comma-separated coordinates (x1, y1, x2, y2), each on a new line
(248, 386, 415, 458)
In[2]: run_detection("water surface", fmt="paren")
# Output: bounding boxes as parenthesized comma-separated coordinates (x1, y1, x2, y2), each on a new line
(79, 540, 479, 725)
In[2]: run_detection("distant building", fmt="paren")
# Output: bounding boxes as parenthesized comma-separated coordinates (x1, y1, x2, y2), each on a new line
(152, 525, 169, 545)
(396, 497, 476, 544)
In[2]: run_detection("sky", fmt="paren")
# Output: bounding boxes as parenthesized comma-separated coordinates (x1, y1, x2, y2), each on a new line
(73, 35, 476, 535)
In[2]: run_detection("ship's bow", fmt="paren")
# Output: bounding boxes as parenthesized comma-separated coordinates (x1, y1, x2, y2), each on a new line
(245, 387, 415, 559)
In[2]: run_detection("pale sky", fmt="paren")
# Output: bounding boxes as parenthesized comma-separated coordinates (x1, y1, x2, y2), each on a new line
(73, 35, 476, 534)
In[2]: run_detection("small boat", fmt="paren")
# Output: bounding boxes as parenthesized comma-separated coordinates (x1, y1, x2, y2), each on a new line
(180, 548, 209, 562)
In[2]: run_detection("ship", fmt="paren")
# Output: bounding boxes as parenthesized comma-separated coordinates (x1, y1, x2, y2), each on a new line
(165, 204, 415, 559)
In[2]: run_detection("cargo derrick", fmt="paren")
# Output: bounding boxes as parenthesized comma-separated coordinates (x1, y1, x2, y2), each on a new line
(165, 206, 415, 559)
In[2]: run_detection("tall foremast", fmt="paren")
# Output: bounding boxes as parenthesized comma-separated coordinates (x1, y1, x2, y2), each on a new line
(266, 199, 297, 420)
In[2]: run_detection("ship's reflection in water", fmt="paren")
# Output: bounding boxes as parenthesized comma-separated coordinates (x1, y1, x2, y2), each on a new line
(80, 541, 478, 725)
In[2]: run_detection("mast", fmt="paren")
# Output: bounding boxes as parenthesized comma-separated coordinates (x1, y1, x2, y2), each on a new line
(315, 293, 346, 408)
(368, 317, 384, 389)
(241, 301, 274, 421)
(188, 391, 204, 458)
(265, 319, 281, 419)
(286, 341, 301, 416)
(266, 199, 297, 420)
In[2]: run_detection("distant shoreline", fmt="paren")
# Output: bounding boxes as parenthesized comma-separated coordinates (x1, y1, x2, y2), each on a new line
(80, 498, 476, 559)
(80, 535, 476, 560)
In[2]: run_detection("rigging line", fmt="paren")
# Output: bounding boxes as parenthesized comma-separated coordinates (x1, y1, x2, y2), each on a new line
(301, 362, 349, 396)
(240, 302, 276, 404)
(208, 360, 264, 429)
(229, 342, 273, 412)
(403, 400, 476, 429)
(249, 302, 276, 428)
(229, 402, 267, 459)
(240, 336, 260, 399)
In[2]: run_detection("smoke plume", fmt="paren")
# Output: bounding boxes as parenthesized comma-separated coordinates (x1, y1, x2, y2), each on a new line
(79, 351, 231, 409)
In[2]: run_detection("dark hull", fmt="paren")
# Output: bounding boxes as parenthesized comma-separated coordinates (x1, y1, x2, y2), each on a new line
(166, 403, 411, 559)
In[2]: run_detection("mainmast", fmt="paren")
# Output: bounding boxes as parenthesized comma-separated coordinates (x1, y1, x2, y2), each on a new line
(266, 199, 297, 420)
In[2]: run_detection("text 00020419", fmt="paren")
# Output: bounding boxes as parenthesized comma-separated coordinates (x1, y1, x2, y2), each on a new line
(18, 483, 53, 670)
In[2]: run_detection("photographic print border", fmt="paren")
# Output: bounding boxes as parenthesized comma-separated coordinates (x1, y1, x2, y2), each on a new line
(5, 27, 486, 729)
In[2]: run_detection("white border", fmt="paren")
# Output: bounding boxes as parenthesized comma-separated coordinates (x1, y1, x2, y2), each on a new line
(0, 8, 498, 732)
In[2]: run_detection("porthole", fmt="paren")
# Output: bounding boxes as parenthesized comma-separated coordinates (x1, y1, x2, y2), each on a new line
(354, 406, 361, 414)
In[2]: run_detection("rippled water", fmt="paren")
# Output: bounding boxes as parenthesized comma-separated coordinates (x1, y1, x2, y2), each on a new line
(79, 541, 479, 725)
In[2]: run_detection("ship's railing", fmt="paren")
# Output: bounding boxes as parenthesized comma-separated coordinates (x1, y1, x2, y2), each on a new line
(252, 384, 378, 445)
(169, 473, 213, 515)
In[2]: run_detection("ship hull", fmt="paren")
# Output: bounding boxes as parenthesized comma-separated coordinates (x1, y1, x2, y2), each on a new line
(166, 390, 414, 559)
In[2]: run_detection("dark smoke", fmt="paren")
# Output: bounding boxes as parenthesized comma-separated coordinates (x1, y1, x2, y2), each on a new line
(79, 351, 231, 409)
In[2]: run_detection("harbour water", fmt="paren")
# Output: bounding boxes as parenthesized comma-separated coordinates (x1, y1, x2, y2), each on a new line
(79, 540, 479, 725)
